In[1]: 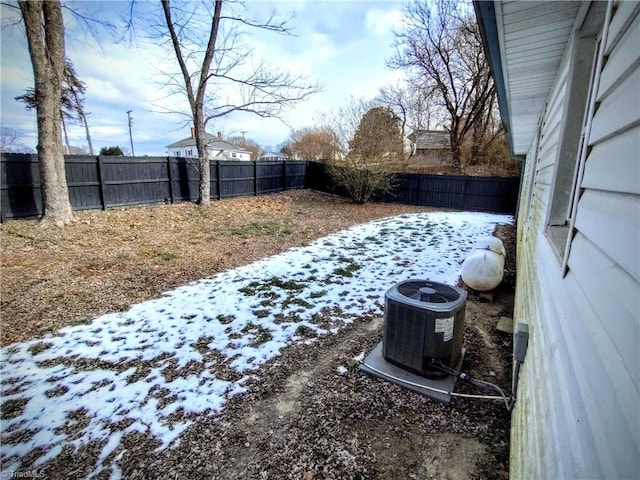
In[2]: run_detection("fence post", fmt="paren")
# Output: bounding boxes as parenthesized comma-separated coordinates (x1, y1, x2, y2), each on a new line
(216, 160, 222, 200)
(463, 176, 471, 210)
(0, 159, 4, 220)
(282, 160, 287, 191)
(416, 174, 423, 206)
(96, 155, 107, 210)
(0, 154, 4, 222)
(166, 157, 175, 204)
(253, 160, 258, 196)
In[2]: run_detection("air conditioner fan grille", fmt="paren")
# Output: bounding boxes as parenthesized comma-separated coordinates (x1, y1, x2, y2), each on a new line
(397, 280, 461, 303)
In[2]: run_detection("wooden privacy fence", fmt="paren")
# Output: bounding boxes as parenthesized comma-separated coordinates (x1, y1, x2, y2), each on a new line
(0, 154, 306, 221)
(383, 172, 519, 213)
(305, 161, 519, 214)
(1, 155, 519, 221)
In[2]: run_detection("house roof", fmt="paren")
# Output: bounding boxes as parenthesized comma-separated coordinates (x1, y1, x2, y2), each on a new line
(166, 133, 249, 152)
(474, 1, 583, 154)
(407, 130, 451, 150)
(260, 151, 287, 158)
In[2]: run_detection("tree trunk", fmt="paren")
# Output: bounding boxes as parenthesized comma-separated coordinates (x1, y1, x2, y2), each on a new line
(194, 118, 210, 205)
(161, 0, 221, 207)
(82, 110, 95, 155)
(470, 123, 481, 165)
(61, 116, 70, 154)
(448, 116, 462, 171)
(451, 142, 462, 170)
(20, 1, 74, 226)
(70, 88, 94, 155)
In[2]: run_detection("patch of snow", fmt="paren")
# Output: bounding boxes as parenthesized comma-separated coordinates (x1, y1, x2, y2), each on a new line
(0, 211, 512, 474)
(336, 366, 348, 375)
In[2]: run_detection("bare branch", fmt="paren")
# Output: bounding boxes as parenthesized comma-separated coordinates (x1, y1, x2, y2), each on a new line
(61, 3, 117, 47)
(158, 0, 321, 205)
(389, 0, 497, 168)
(219, 12, 297, 36)
(161, 0, 198, 113)
(116, 0, 138, 44)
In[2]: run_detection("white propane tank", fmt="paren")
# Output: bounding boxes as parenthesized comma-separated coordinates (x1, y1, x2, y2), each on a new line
(461, 237, 506, 291)
(473, 236, 506, 257)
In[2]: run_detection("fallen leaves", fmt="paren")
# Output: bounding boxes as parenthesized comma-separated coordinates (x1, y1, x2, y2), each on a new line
(1, 191, 432, 347)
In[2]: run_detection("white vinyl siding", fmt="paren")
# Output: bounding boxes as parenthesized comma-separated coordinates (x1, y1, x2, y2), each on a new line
(512, 2, 640, 479)
(582, 127, 640, 194)
(590, 67, 640, 144)
(573, 190, 640, 280)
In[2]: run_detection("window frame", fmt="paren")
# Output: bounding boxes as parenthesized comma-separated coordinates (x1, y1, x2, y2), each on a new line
(545, 1, 610, 274)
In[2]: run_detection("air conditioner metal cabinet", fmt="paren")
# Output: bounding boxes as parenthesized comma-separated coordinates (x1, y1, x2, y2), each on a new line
(382, 280, 467, 379)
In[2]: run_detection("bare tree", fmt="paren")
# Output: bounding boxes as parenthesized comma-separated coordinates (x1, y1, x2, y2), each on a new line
(377, 80, 444, 139)
(390, 0, 495, 169)
(0, 126, 33, 153)
(458, 88, 511, 168)
(226, 135, 263, 160)
(283, 127, 341, 161)
(8, 0, 119, 225)
(161, 0, 321, 204)
(375, 84, 409, 149)
(19, 0, 74, 226)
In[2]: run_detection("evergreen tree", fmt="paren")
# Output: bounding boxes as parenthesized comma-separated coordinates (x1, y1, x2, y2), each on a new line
(348, 107, 403, 163)
(99, 146, 124, 156)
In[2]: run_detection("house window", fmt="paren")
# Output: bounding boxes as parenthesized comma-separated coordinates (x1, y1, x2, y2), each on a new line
(174, 151, 180, 157)
(232, 153, 236, 158)
(546, 2, 607, 268)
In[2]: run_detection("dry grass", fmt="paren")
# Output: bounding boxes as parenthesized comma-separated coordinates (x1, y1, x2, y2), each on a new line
(1, 189, 516, 478)
(1, 190, 434, 347)
(405, 160, 522, 177)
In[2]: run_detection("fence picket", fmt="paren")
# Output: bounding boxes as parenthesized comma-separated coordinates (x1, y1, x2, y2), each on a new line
(216, 160, 221, 201)
(96, 156, 106, 210)
(166, 157, 175, 204)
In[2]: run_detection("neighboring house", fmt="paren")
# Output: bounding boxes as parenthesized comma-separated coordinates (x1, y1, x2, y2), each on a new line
(260, 151, 288, 161)
(407, 129, 452, 164)
(475, 1, 639, 479)
(166, 130, 251, 161)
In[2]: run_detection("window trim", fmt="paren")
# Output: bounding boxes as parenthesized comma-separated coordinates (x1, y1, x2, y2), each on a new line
(560, 2, 612, 275)
(544, 1, 610, 273)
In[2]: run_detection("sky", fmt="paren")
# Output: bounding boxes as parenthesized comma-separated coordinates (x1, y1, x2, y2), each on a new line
(0, 210, 512, 477)
(0, 0, 408, 155)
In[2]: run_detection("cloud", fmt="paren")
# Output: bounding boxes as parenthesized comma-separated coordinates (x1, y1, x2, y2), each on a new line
(0, 1, 411, 153)
(365, 7, 404, 36)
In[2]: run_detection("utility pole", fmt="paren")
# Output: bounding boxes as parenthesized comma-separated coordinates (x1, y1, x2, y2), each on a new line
(126, 110, 135, 156)
(240, 130, 247, 142)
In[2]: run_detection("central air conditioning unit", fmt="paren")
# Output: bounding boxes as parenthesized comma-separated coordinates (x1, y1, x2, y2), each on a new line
(383, 279, 467, 379)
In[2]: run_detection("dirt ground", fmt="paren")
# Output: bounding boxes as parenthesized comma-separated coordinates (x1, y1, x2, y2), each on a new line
(1, 190, 516, 479)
